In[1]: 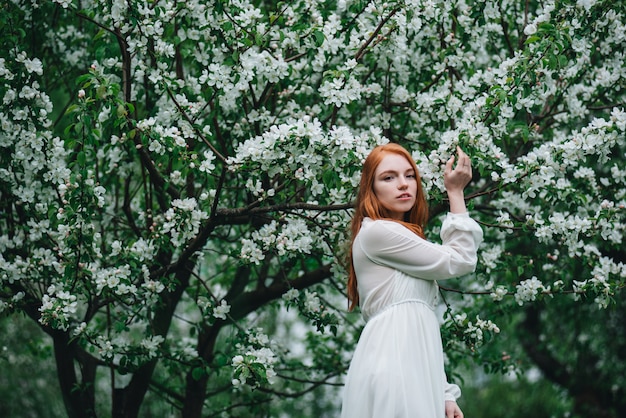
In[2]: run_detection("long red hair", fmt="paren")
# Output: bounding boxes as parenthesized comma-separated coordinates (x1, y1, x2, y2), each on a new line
(347, 143, 428, 311)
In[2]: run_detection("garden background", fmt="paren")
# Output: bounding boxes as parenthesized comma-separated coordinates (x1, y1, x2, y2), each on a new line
(1, 0, 625, 417)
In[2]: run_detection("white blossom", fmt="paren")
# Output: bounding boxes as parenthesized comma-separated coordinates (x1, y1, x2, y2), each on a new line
(213, 300, 231, 320)
(141, 335, 165, 358)
(303, 290, 321, 313)
(199, 149, 216, 173)
(524, 23, 538, 36)
(515, 276, 550, 305)
(282, 288, 299, 302)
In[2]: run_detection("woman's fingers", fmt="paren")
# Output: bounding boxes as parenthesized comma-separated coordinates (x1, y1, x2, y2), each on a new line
(447, 147, 471, 174)
(445, 154, 455, 174)
(445, 147, 472, 183)
(456, 146, 471, 170)
(444, 147, 472, 192)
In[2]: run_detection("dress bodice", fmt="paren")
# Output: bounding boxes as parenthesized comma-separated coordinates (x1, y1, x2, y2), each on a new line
(352, 213, 483, 321)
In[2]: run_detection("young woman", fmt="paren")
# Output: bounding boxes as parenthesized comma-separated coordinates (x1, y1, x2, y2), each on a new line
(341, 143, 483, 418)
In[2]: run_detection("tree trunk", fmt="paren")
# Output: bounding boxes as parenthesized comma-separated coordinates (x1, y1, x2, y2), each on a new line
(113, 359, 159, 418)
(182, 325, 221, 418)
(53, 332, 97, 418)
(113, 262, 193, 417)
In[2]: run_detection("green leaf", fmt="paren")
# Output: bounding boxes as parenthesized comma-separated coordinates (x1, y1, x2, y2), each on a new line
(313, 30, 325, 47)
(76, 74, 92, 85)
(96, 85, 108, 99)
(65, 104, 79, 115)
(250, 363, 266, 380)
(525, 35, 541, 44)
(538, 22, 555, 32)
(192, 367, 205, 380)
(214, 353, 228, 367)
(114, 321, 128, 332)
(117, 104, 127, 118)
(77, 151, 86, 166)
(255, 32, 264, 46)
(93, 29, 107, 41)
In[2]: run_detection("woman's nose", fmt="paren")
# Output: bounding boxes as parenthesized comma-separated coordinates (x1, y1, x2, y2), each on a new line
(397, 177, 408, 188)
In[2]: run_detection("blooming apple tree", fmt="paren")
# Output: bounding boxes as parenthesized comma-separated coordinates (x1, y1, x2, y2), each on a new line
(1, 0, 625, 417)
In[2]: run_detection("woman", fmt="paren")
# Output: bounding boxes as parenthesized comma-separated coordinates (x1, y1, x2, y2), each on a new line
(341, 143, 483, 418)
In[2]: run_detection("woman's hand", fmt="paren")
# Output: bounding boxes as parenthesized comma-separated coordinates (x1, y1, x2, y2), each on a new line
(444, 146, 472, 193)
(444, 146, 472, 214)
(445, 400, 464, 418)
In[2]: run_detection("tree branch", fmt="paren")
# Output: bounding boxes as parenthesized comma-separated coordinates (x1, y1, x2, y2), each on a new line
(229, 264, 332, 321)
(354, 7, 400, 62)
(215, 201, 353, 218)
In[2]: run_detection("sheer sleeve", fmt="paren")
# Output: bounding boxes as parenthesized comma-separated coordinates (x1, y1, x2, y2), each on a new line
(357, 212, 483, 281)
(444, 380, 461, 401)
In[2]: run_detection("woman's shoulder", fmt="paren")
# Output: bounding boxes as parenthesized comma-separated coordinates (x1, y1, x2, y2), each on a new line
(360, 218, 415, 239)
(361, 217, 399, 229)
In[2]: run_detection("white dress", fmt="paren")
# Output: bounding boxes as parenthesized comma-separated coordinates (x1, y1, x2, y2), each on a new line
(341, 212, 483, 418)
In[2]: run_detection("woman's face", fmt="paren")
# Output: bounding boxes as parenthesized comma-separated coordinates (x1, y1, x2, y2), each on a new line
(372, 153, 418, 221)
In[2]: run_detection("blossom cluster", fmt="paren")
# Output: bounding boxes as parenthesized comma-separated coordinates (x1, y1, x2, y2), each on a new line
(231, 329, 278, 388)
(453, 313, 501, 348)
(573, 256, 626, 309)
(515, 277, 551, 306)
(160, 198, 209, 248)
(239, 217, 314, 264)
(38, 285, 78, 331)
(198, 297, 232, 321)
(228, 116, 385, 198)
(82, 331, 166, 366)
(282, 287, 340, 335)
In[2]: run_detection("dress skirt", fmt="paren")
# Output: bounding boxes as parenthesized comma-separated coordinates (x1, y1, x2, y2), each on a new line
(341, 300, 446, 418)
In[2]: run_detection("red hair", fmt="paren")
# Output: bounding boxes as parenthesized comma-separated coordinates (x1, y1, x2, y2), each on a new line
(347, 143, 428, 311)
